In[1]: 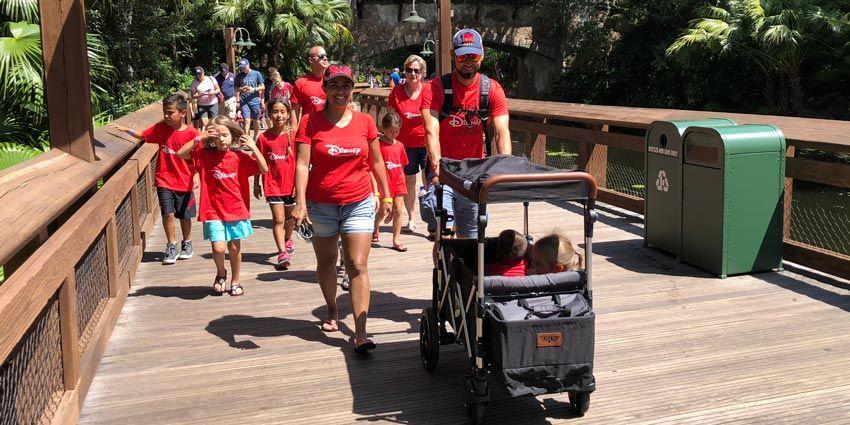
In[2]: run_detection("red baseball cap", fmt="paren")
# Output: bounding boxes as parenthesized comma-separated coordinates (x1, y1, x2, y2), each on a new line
(324, 64, 354, 82)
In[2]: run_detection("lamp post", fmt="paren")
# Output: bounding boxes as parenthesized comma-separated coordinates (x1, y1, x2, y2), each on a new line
(420, 38, 436, 57)
(402, 0, 452, 76)
(224, 27, 256, 73)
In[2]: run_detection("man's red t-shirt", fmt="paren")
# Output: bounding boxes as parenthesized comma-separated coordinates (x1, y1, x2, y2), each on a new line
(295, 111, 378, 204)
(387, 84, 426, 149)
(141, 122, 199, 191)
(269, 81, 294, 102)
(421, 73, 509, 160)
(191, 149, 260, 222)
(258, 129, 295, 197)
(378, 140, 409, 198)
(292, 73, 326, 116)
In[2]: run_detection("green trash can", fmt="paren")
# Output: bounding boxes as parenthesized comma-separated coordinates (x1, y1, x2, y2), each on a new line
(645, 119, 735, 256)
(681, 124, 786, 278)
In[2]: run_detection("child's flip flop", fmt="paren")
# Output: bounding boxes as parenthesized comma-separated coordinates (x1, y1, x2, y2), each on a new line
(392, 243, 408, 252)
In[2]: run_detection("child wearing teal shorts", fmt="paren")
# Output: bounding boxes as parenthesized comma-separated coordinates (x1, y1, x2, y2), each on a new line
(178, 115, 268, 296)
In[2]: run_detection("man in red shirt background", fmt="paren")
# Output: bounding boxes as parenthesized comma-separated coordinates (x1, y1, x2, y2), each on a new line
(421, 28, 512, 239)
(292, 45, 330, 124)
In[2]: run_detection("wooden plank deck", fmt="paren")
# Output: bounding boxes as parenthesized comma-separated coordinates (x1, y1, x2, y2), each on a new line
(78, 196, 850, 424)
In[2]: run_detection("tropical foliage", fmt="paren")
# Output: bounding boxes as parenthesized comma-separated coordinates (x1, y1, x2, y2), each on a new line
(212, 0, 353, 79)
(0, 0, 353, 170)
(544, 0, 850, 119)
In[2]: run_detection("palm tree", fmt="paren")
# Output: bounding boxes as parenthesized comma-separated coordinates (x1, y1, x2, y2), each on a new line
(213, 0, 353, 70)
(666, 0, 849, 115)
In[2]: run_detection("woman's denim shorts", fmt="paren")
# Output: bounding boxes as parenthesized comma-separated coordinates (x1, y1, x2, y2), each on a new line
(307, 195, 376, 237)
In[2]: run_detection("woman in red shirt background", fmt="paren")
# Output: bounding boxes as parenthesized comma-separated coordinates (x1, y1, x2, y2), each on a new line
(291, 64, 392, 354)
(387, 55, 427, 233)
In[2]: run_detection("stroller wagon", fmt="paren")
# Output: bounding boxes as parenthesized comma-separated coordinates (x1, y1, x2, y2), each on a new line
(418, 155, 599, 423)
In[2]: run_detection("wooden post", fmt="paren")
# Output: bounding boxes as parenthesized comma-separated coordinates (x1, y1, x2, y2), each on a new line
(784, 146, 795, 240)
(59, 271, 81, 390)
(224, 27, 236, 75)
(105, 218, 119, 297)
(39, 0, 96, 162)
(525, 118, 547, 165)
(579, 124, 609, 188)
(437, 0, 452, 76)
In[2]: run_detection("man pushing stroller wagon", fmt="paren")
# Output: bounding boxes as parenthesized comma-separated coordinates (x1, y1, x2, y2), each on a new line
(419, 154, 599, 423)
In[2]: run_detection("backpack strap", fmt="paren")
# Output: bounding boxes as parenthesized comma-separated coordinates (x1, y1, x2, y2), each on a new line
(479, 74, 493, 156)
(438, 73, 454, 122)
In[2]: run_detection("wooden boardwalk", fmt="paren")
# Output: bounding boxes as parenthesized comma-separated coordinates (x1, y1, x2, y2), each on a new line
(78, 196, 850, 424)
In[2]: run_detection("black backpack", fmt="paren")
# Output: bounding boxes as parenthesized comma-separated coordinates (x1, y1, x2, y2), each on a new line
(437, 73, 494, 156)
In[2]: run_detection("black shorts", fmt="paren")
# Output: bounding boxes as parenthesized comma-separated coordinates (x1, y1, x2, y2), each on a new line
(267, 195, 296, 206)
(404, 147, 428, 176)
(194, 104, 218, 120)
(157, 188, 197, 219)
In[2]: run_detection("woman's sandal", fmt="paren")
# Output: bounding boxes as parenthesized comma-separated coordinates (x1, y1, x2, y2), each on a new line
(391, 243, 408, 252)
(401, 223, 415, 234)
(320, 318, 339, 332)
(229, 283, 244, 296)
(354, 337, 376, 354)
(371, 232, 380, 243)
(213, 275, 227, 295)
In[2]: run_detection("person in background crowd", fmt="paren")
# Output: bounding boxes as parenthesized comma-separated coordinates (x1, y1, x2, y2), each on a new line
(267, 69, 296, 128)
(292, 45, 330, 124)
(389, 67, 402, 88)
(190, 66, 221, 128)
(387, 55, 427, 234)
(291, 64, 392, 354)
(216, 63, 237, 119)
(235, 58, 265, 141)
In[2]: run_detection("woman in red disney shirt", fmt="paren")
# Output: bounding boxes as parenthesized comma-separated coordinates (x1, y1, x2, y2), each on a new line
(291, 64, 392, 354)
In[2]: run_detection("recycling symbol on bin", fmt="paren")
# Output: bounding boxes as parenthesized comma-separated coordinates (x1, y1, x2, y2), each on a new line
(655, 170, 670, 193)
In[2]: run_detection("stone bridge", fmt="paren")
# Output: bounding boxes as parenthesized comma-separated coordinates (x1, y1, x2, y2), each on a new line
(352, 0, 568, 97)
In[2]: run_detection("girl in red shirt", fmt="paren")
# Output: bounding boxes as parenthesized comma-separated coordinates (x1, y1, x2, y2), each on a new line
(371, 111, 409, 252)
(291, 64, 392, 354)
(254, 99, 297, 270)
(178, 116, 269, 296)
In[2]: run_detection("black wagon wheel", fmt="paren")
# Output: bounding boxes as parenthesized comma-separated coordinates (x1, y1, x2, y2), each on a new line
(419, 307, 440, 372)
(569, 391, 590, 416)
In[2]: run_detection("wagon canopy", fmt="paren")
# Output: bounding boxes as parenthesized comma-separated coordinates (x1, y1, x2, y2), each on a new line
(439, 155, 597, 204)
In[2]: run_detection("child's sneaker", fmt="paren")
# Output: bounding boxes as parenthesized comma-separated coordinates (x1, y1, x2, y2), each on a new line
(285, 239, 295, 255)
(276, 251, 291, 270)
(178, 240, 193, 260)
(162, 242, 178, 265)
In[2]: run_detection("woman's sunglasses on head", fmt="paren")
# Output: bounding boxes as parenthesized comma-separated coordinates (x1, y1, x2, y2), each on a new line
(455, 53, 482, 63)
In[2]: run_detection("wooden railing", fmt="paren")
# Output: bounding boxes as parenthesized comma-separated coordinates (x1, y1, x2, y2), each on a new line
(0, 103, 163, 424)
(358, 87, 850, 280)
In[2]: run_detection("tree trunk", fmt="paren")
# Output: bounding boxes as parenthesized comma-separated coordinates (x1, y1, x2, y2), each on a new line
(788, 64, 803, 116)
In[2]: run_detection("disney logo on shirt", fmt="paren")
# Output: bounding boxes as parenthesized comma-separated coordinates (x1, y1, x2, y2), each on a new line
(326, 144, 362, 156)
(267, 152, 289, 161)
(386, 161, 403, 170)
(403, 112, 421, 119)
(448, 113, 482, 128)
(311, 96, 326, 106)
(213, 170, 238, 180)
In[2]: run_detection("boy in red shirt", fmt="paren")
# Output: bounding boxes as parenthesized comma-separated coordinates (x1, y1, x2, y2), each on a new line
(111, 93, 199, 265)
(371, 111, 409, 251)
(292, 45, 329, 123)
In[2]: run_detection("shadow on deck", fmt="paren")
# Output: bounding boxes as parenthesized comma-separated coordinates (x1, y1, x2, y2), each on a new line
(78, 198, 850, 424)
